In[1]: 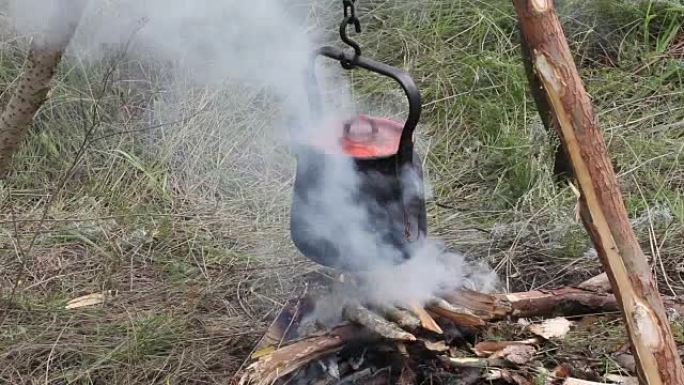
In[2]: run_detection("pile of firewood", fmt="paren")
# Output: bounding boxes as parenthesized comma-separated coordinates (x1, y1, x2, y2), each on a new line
(232, 273, 683, 385)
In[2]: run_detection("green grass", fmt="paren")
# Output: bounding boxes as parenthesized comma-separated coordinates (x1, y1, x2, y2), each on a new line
(2, 0, 684, 383)
(345, 0, 684, 290)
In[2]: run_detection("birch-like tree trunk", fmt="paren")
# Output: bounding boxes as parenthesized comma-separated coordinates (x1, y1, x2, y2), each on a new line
(0, 0, 89, 177)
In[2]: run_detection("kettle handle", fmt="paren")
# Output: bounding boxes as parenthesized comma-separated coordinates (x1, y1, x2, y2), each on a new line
(313, 46, 422, 165)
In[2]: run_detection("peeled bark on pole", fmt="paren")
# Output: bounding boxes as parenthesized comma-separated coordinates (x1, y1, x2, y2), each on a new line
(512, 1, 684, 384)
(0, 0, 89, 177)
(518, 24, 571, 181)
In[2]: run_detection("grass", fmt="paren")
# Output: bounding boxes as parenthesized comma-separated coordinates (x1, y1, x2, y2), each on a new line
(1, 0, 684, 383)
(349, 0, 684, 290)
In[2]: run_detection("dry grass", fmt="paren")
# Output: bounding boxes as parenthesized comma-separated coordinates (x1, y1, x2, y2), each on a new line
(1, 0, 683, 383)
(0, 39, 313, 383)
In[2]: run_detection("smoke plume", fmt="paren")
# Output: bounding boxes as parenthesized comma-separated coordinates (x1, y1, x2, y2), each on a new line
(3, 0, 497, 319)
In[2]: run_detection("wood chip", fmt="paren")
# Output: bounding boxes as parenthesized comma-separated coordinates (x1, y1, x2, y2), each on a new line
(422, 340, 449, 352)
(604, 375, 638, 385)
(528, 317, 573, 340)
(562, 378, 608, 385)
(546, 364, 572, 384)
(577, 272, 612, 293)
(507, 372, 533, 385)
(485, 370, 505, 381)
(343, 304, 416, 341)
(613, 354, 636, 373)
(488, 369, 533, 385)
(473, 339, 538, 357)
(441, 356, 512, 369)
(408, 302, 443, 334)
(490, 344, 536, 366)
(65, 291, 112, 309)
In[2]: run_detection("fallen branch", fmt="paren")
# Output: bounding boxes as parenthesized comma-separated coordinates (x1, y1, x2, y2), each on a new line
(448, 288, 684, 321)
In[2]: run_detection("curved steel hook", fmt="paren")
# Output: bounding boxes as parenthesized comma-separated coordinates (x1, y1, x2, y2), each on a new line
(312, 46, 422, 166)
(339, 16, 362, 69)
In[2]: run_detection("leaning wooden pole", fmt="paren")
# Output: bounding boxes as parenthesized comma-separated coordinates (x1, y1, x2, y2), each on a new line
(518, 25, 571, 181)
(512, 1, 684, 385)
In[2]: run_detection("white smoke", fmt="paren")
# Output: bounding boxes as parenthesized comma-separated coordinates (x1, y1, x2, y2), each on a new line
(7, 0, 318, 132)
(6, 0, 89, 48)
(4, 0, 498, 318)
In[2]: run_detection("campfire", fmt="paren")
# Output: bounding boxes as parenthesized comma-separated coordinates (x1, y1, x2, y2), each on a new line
(233, 273, 495, 385)
(233, 272, 684, 385)
(252, 0, 684, 383)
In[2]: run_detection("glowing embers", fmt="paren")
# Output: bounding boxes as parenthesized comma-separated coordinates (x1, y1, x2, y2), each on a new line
(338, 114, 404, 159)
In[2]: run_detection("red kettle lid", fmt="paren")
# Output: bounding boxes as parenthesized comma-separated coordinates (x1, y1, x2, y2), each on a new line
(338, 114, 404, 159)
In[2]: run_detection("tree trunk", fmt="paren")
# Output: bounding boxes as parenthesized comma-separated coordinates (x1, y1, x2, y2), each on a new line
(0, 0, 89, 177)
(512, 1, 684, 384)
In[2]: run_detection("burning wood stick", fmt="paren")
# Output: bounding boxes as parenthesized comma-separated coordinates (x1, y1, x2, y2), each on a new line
(427, 297, 486, 327)
(343, 304, 417, 341)
(376, 304, 422, 330)
(513, 1, 684, 383)
(408, 302, 444, 334)
(235, 325, 367, 385)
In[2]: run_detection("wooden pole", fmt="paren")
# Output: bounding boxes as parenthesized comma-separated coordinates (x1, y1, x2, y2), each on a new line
(512, 1, 684, 384)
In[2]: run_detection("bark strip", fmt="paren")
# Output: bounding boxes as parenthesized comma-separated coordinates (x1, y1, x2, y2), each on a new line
(343, 304, 417, 341)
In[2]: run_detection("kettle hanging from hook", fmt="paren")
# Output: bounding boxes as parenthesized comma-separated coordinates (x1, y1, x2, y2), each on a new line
(289, 0, 427, 271)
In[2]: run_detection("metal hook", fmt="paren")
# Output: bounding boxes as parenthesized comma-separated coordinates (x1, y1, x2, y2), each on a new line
(339, 16, 362, 69)
(343, 0, 356, 18)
